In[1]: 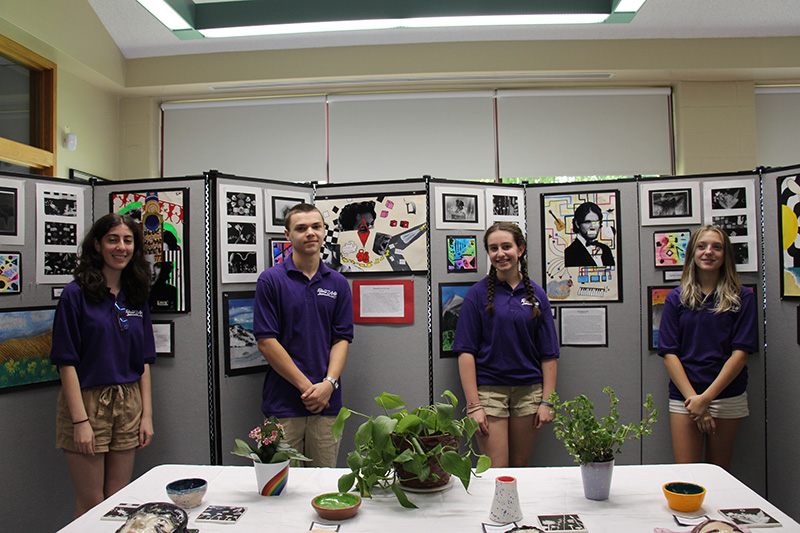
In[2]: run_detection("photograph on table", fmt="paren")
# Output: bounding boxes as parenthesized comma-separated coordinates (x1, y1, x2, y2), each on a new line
(222, 291, 266, 376)
(316, 192, 427, 273)
(446, 235, 478, 273)
(639, 181, 701, 226)
(265, 188, 311, 233)
(111, 189, 189, 312)
(541, 190, 621, 303)
(0, 176, 24, 245)
(151, 320, 175, 357)
(777, 174, 800, 298)
(647, 286, 674, 350)
(439, 282, 475, 358)
(703, 178, 757, 272)
(484, 186, 525, 229)
(0, 251, 21, 294)
(434, 186, 485, 230)
(0, 306, 58, 391)
(218, 183, 265, 283)
(36, 182, 84, 284)
(538, 514, 588, 532)
(270, 239, 292, 266)
(653, 229, 691, 269)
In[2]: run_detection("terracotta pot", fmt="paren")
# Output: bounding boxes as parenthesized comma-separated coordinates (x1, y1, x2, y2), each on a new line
(393, 433, 458, 490)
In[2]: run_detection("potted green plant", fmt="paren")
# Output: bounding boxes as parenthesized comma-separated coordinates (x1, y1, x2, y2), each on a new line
(548, 386, 658, 501)
(332, 390, 491, 508)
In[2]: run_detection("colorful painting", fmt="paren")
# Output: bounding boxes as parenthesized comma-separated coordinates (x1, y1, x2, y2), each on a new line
(541, 190, 621, 302)
(316, 193, 427, 273)
(446, 235, 477, 273)
(111, 189, 189, 312)
(778, 174, 800, 298)
(439, 282, 474, 358)
(0, 252, 21, 294)
(654, 230, 690, 268)
(648, 286, 674, 350)
(270, 239, 292, 266)
(222, 292, 266, 376)
(0, 307, 58, 390)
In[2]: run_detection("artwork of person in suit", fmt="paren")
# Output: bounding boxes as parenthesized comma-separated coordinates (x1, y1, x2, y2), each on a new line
(563, 201, 615, 267)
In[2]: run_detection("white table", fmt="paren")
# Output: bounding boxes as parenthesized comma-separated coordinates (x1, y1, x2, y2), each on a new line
(58, 463, 799, 532)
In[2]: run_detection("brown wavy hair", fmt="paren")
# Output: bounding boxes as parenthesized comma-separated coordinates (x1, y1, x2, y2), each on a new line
(483, 222, 541, 319)
(74, 213, 151, 306)
(680, 225, 742, 313)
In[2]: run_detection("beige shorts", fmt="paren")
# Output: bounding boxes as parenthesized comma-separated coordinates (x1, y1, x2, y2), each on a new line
(279, 415, 340, 468)
(477, 383, 543, 418)
(669, 392, 749, 419)
(56, 383, 143, 453)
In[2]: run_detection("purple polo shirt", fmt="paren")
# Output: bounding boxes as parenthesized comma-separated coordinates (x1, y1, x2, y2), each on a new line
(253, 255, 354, 418)
(452, 277, 559, 386)
(50, 282, 156, 388)
(658, 287, 757, 401)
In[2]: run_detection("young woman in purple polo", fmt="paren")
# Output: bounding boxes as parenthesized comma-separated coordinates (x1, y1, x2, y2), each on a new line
(454, 222, 559, 467)
(658, 225, 756, 470)
(50, 213, 156, 518)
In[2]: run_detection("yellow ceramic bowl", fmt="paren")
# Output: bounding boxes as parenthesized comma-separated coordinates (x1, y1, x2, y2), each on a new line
(311, 492, 362, 521)
(663, 481, 706, 512)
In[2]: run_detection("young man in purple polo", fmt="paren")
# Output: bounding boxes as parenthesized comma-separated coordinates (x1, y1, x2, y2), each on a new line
(253, 203, 353, 467)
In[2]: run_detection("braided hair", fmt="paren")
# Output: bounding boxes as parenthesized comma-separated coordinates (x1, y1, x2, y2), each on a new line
(483, 222, 541, 319)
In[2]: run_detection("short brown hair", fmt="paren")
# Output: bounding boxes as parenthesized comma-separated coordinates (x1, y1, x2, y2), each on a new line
(284, 203, 323, 230)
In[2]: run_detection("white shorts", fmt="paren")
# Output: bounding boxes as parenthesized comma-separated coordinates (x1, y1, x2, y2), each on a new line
(669, 392, 749, 419)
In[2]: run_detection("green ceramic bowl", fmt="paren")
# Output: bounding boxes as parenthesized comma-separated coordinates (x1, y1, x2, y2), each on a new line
(311, 492, 362, 521)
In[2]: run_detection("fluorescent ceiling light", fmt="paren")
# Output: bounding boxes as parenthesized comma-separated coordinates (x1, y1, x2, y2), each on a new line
(136, 0, 192, 31)
(614, 0, 647, 12)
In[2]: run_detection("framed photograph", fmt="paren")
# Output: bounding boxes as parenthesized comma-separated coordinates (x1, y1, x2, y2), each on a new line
(218, 183, 265, 283)
(484, 187, 525, 229)
(703, 178, 757, 272)
(151, 320, 175, 357)
(0, 251, 21, 294)
(639, 181, 701, 226)
(446, 235, 478, 273)
(541, 190, 621, 303)
(270, 239, 293, 266)
(265, 188, 311, 233)
(434, 186, 485, 230)
(778, 174, 800, 298)
(647, 286, 673, 350)
(352, 279, 414, 324)
(558, 306, 608, 347)
(0, 176, 25, 245)
(0, 306, 59, 391)
(654, 230, 691, 269)
(439, 282, 475, 358)
(37, 182, 85, 284)
(222, 291, 266, 376)
(51, 286, 63, 300)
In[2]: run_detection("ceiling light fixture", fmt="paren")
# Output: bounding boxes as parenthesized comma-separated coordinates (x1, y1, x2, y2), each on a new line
(136, 0, 192, 31)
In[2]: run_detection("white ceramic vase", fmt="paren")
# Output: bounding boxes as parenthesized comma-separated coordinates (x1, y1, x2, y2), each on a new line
(253, 459, 290, 496)
(580, 458, 614, 501)
(489, 475, 523, 523)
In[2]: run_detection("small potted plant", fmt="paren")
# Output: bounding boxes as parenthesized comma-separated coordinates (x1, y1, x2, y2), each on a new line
(549, 386, 658, 501)
(332, 390, 491, 508)
(232, 416, 310, 496)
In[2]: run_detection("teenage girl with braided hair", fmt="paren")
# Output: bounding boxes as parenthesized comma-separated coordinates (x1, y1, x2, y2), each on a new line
(453, 222, 559, 467)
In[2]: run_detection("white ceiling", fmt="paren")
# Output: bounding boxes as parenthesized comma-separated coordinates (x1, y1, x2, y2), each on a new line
(88, 0, 800, 60)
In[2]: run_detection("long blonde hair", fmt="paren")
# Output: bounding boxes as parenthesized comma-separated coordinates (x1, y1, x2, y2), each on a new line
(680, 225, 742, 313)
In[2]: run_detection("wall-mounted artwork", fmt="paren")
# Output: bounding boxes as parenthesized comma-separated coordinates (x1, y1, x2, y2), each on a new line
(0, 306, 58, 391)
(264, 188, 311, 233)
(434, 186, 485, 230)
(0, 177, 25, 245)
(316, 193, 427, 273)
(541, 190, 621, 303)
(446, 235, 478, 273)
(559, 306, 608, 347)
(778, 174, 800, 298)
(111, 189, 189, 312)
(648, 286, 674, 350)
(0, 252, 21, 294)
(270, 239, 292, 267)
(36, 182, 84, 284)
(222, 291, 266, 376)
(151, 320, 175, 357)
(218, 184, 265, 283)
(654, 230, 691, 269)
(703, 179, 757, 272)
(484, 187, 525, 229)
(439, 282, 474, 358)
(639, 181, 701, 226)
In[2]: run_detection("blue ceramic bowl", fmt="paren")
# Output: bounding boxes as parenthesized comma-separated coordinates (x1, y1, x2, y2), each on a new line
(166, 478, 207, 509)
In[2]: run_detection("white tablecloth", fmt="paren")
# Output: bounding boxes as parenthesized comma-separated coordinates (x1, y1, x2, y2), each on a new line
(58, 463, 800, 532)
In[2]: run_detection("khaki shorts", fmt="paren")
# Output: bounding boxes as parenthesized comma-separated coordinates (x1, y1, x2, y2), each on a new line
(56, 383, 143, 453)
(669, 392, 749, 419)
(279, 415, 340, 468)
(477, 384, 543, 418)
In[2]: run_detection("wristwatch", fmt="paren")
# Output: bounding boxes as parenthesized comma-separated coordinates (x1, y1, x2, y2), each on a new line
(323, 376, 339, 390)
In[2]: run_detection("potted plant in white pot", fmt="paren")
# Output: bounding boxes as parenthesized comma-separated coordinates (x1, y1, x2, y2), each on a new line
(549, 386, 658, 501)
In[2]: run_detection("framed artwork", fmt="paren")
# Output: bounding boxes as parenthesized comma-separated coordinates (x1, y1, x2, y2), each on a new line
(36, 182, 85, 284)
(151, 320, 175, 357)
(265, 188, 311, 233)
(446, 235, 478, 273)
(111, 189, 190, 312)
(270, 239, 292, 266)
(352, 279, 414, 324)
(541, 190, 621, 303)
(647, 286, 673, 350)
(434, 186, 485, 230)
(559, 306, 608, 346)
(484, 187, 525, 229)
(439, 282, 474, 358)
(0, 306, 59, 391)
(778, 174, 800, 298)
(218, 183, 265, 283)
(316, 192, 427, 273)
(222, 291, 266, 376)
(0, 251, 21, 294)
(0, 176, 25, 245)
(51, 286, 63, 300)
(639, 181, 701, 226)
(703, 178, 757, 272)
(653, 230, 691, 269)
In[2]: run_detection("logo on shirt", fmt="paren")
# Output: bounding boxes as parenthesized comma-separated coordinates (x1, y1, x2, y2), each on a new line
(519, 298, 540, 308)
(317, 288, 338, 300)
(125, 309, 144, 318)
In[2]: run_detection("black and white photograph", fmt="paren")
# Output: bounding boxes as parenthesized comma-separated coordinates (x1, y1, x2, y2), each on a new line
(44, 221, 78, 246)
(219, 183, 265, 283)
(36, 183, 86, 284)
(732, 242, 750, 266)
(43, 192, 78, 217)
(650, 189, 691, 217)
(537, 514, 588, 532)
(435, 185, 485, 230)
(264, 188, 312, 233)
(443, 193, 478, 223)
(196, 505, 247, 523)
(227, 251, 258, 274)
(711, 187, 748, 209)
(639, 181, 701, 226)
(226, 191, 257, 217)
(271, 195, 303, 227)
(43, 251, 77, 277)
(493, 194, 519, 216)
(0, 186, 18, 237)
(703, 178, 757, 272)
(712, 214, 748, 237)
(227, 221, 257, 245)
(718, 508, 781, 527)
